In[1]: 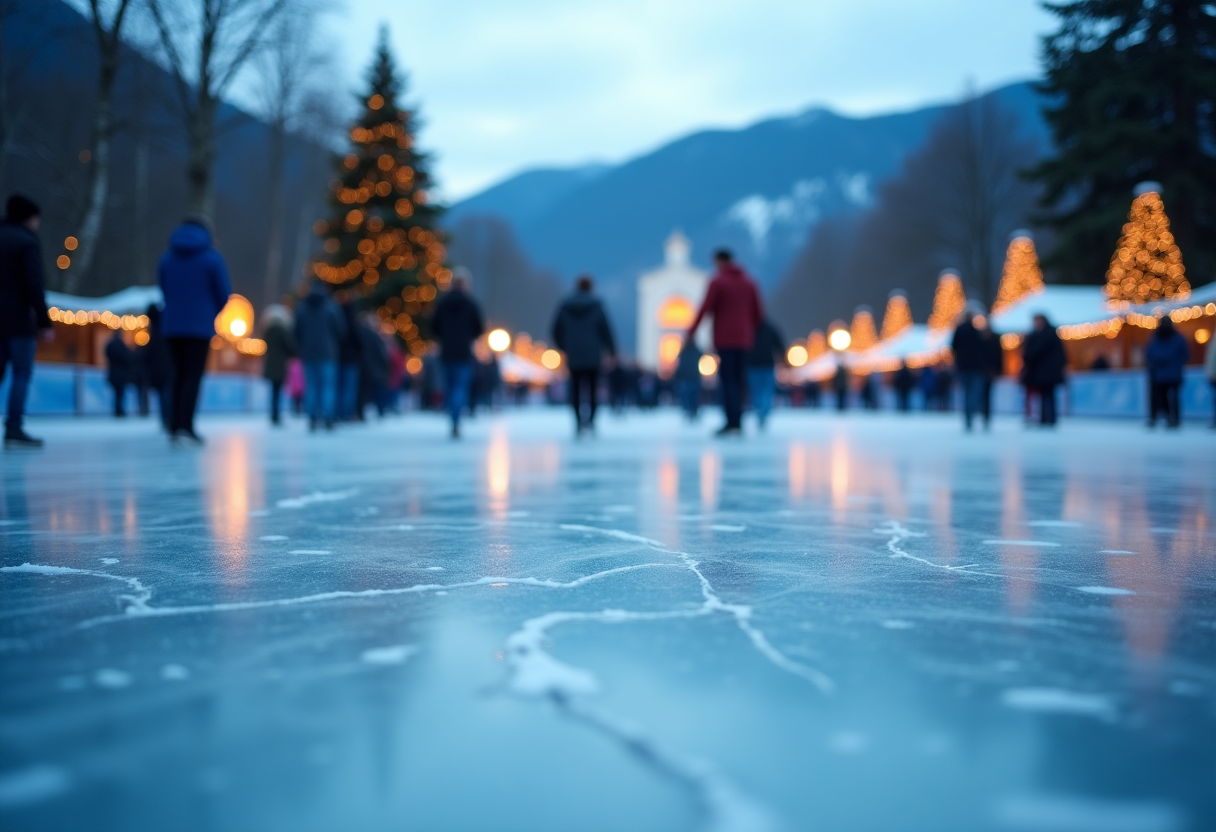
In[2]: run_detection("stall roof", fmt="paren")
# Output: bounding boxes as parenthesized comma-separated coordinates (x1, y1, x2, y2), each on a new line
(46, 286, 162, 315)
(990, 286, 1112, 333)
(498, 351, 555, 384)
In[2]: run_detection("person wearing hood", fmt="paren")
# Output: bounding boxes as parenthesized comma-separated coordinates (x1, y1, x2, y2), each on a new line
(747, 318, 786, 429)
(157, 215, 232, 447)
(686, 249, 763, 436)
(260, 304, 296, 425)
(429, 272, 485, 438)
(552, 274, 617, 434)
(0, 194, 50, 448)
(951, 301, 990, 431)
(294, 281, 345, 431)
(1145, 317, 1190, 429)
(1021, 313, 1066, 426)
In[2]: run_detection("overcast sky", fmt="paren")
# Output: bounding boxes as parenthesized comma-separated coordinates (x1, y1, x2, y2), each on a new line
(310, 1, 1057, 200)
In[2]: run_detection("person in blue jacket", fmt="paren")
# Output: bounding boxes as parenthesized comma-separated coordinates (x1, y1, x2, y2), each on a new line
(1145, 317, 1190, 429)
(157, 216, 231, 446)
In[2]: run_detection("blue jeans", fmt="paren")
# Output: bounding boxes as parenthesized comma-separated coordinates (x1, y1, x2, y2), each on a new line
(747, 366, 776, 426)
(303, 360, 338, 424)
(1, 337, 37, 435)
(959, 370, 987, 429)
(443, 361, 474, 427)
(338, 363, 360, 420)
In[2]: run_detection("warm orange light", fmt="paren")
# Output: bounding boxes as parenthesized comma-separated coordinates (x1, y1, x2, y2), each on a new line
(215, 294, 254, 343)
(698, 355, 717, 376)
(541, 349, 562, 369)
(787, 345, 808, 367)
(658, 334, 682, 367)
(134, 330, 150, 346)
(1196, 328, 1211, 345)
(658, 297, 695, 328)
(488, 329, 511, 352)
(368, 94, 384, 110)
(406, 356, 423, 374)
(57, 255, 70, 269)
(64, 236, 79, 251)
(828, 329, 852, 351)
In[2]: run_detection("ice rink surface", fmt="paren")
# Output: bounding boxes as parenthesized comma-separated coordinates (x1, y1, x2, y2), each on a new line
(1, 409, 1214, 832)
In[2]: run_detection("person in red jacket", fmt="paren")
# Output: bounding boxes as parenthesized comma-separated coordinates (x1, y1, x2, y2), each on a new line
(686, 248, 763, 435)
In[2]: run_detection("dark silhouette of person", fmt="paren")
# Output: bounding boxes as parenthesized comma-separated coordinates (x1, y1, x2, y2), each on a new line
(104, 330, 133, 417)
(674, 340, 703, 420)
(294, 281, 345, 431)
(747, 319, 787, 429)
(1021, 313, 1066, 426)
(686, 249, 763, 436)
(157, 215, 232, 446)
(893, 361, 915, 412)
(142, 304, 173, 431)
(552, 274, 616, 435)
(1145, 316, 1190, 429)
(952, 302, 989, 431)
(261, 304, 296, 426)
(430, 274, 485, 438)
(0, 193, 50, 448)
(833, 362, 849, 411)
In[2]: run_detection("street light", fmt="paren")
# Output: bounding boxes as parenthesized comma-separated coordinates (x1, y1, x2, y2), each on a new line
(487, 328, 511, 352)
(828, 329, 851, 351)
(786, 344, 808, 367)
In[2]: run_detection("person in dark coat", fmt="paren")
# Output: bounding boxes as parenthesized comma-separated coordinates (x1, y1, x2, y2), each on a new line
(336, 300, 363, 421)
(140, 304, 173, 430)
(104, 330, 133, 417)
(893, 361, 915, 412)
(935, 364, 955, 412)
(674, 340, 702, 420)
(293, 281, 345, 431)
(1021, 313, 1066, 426)
(746, 318, 786, 429)
(832, 362, 849, 411)
(260, 304, 296, 426)
(686, 249, 763, 435)
(551, 274, 617, 434)
(158, 216, 232, 446)
(951, 302, 989, 431)
(919, 364, 937, 410)
(357, 317, 390, 417)
(429, 273, 485, 437)
(981, 324, 1003, 426)
(0, 194, 50, 448)
(1145, 317, 1190, 428)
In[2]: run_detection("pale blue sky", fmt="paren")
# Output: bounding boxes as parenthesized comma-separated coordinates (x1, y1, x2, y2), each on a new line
(272, 2, 1059, 200)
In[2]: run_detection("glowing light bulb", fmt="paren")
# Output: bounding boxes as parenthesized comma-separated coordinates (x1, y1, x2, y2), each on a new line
(786, 345, 808, 367)
(828, 329, 852, 351)
(487, 329, 511, 352)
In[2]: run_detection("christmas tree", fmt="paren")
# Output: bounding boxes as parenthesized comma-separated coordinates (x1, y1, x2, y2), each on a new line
(880, 290, 912, 340)
(311, 29, 449, 356)
(992, 234, 1044, 314)
(927, 270, 966, 330)
(1104, 185, 1189, 307)
(849, 306, 878, 352)
(806, 329, 826, 361)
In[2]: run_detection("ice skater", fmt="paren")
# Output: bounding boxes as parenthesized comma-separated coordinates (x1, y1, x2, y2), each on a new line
(747, 318, 786, 429)
(430, 271, 485, 438)
(0, 193, 51, 449)
(551, 274, 616, 435)
(1020, 314, 1065, 427)
(294, 282, 345, 431)
(1145, 317, 1189, 429)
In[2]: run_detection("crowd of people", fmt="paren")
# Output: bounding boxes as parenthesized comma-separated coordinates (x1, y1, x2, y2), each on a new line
(3, 198, 1215, 449)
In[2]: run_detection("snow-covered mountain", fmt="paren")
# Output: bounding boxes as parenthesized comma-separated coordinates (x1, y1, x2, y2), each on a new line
(447, 82, 1047, 348)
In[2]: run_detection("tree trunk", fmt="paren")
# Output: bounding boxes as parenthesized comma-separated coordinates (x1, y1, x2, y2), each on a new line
(261, 120, 285, 306)
(187, 97, 218, 217)
(63, 72, 114, 293)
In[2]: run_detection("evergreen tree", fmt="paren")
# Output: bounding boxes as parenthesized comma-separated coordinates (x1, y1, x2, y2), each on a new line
(992, 234, 1045, 314)
(927, 271, 966, 330)
(1029, 1, 1216, 283)
(806, 330, 827, 361)
(1105, 186, 1189, 305)
(880, 291, 913, 340)
(849, 306, 879, 352)
(311, 30, 449, 356)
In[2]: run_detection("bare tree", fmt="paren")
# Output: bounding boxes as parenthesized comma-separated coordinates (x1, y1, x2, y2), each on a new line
(62, 0, 134, 293)
(145, 0, 287, 216)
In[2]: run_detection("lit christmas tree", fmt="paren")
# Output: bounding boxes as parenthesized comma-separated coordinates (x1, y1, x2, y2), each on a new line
(1104, 184, 1189, 307)
(806, 329, 826, 360)
(991, 233, 1044, 314)
(880, 290, 913, 340)
(927, 270, 966, 330)
(849, 306, 878, 352)
(311, 29, 449, 355)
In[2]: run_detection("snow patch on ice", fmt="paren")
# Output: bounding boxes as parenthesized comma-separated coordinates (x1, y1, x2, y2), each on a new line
(881, 619, 914, 629)
(2, 563, 152, 615)
(1027, 520, 1083, 528)
(161, 664, 189, 681)
(1076, 586, 1134, 595)
(276, 489, 358, 509)
(288, 550, 331, 555)
(993, 794, 1183, 832)
(95, 668, 132, 689)
(100, 558, 119, 565)
(710, 524, 746, 532)
(1001, 688, 1115, 720)
(360, 645, 418, 665)
(1100, 550, 1138, 555)
(983, 540, 1062, 547)
(0, 765, 71, 809)
(260, 535, 289, 541)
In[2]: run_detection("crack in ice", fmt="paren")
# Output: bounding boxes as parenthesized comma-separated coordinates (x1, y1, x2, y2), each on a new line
(875, 520, 988, 573)
(1, 563, 151, 615)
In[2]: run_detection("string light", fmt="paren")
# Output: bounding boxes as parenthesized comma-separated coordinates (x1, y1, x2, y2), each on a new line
(806, 330, 827, 360)
(849, 306, 878, 352)
(992, 234, 1044, 314)
(1105, 185, 1189, 307)
(880, 291, 912, 340)
(928, 270, 966, 330)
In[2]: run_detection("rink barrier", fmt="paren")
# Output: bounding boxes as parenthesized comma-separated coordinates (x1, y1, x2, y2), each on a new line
(2, 362, 1212, 420)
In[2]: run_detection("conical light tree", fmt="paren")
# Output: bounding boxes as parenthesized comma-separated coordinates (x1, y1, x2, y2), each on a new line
(991, 233, 1044, 314)
(927, 270, 966, 330)
(849, 306, 879, 352)
(806, 329, 827, 360)
(1104, 184, 1189, 307)
(311, 29, 449, 356)
(880, 290, 913, 340)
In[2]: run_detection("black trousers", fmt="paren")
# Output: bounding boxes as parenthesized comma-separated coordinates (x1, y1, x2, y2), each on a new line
(167, 337, 210, 435)
(270, 380, 283, 423)
(570, 368, 599, 427)
(717, 348, 746, 428)
(1150, 381, 1180, 426)
(1035, 383, 1058, 425)
(110, 381, 126, 416)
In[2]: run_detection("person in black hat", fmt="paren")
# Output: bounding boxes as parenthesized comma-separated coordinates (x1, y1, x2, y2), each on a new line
(0, 193, 51, 448)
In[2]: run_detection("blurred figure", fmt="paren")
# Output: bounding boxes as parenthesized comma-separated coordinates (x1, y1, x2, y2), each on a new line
(142, 304, 173, 430)
(952, 301, 989, 431)
(832, 362, 849, 411)
(158, 215, 232, 447)
(357, 316, 390, 418)
(919, 364, 938, 411)
(261, 304, 296, 426)
(294, 282, 344, 431)
(802, 379, 821, 408)
(1090, 354, 1111, 371)
(337, 300, 363, 421)
(1021, 313, 1066, 427)
(859, 373, 878, 410)
(982, 321, 1003, 426)
(893, 361, 915, 412)
(674, 340, 702, 420)
(104, 330, 132, 417)
(286, 358, 305, 415)
(608, 361, 627, 412)
(934, 363, 955, 412)
(430, 273, 485, 438)
(1145, 317, 1189, 429)
(686, 248, 763, 436)
(0, 194, 50, 448)
(552, 274, 617, 435)
(747, 318, 786, 429)
(1205, 331, 1216, 428)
